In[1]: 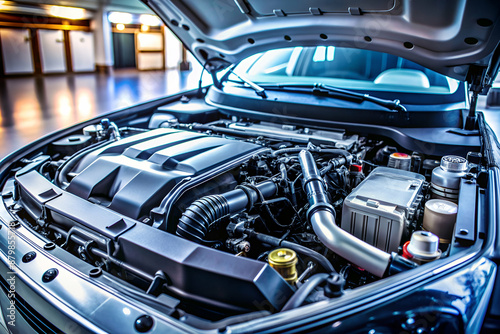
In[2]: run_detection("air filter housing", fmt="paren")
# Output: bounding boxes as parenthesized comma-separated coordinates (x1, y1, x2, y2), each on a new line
(341, 167, 425, 253)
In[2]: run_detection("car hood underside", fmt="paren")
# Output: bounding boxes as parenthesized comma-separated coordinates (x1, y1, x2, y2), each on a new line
(148, 0, 500, 80)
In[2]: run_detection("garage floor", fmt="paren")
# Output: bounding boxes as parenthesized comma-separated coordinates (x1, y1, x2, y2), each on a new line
(0, 68, 205, 158)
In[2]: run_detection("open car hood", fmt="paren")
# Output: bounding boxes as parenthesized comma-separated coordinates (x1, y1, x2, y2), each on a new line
(148, 0, 500, 81)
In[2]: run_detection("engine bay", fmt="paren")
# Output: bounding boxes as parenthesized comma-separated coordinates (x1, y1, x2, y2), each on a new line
(1, 94, 481, 327)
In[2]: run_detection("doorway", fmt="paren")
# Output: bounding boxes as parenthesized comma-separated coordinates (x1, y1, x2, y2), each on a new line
(38, 29, 67, 73)
(112, 33, 136, 68)
(0, 28, 34, 74)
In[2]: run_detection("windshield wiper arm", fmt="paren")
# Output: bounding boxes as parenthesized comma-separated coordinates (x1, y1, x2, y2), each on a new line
(247, 82, 408, 120)
(218, 64, 267, 98)
(312, 83, 408, 117)
(233, 72, 267, 98)
(219, 74, 407, 118)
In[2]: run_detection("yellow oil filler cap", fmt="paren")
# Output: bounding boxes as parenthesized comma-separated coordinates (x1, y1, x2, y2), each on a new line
(268, 248, 298, 285)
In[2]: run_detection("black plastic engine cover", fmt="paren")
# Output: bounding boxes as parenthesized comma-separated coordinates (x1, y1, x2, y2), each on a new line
(118, 223, 294, 312)
(14, 171, 294, 312)
(66, 129, 260, 220)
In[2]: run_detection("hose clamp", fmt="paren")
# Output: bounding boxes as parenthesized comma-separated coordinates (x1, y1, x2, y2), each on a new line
(306, 202, 336, 222)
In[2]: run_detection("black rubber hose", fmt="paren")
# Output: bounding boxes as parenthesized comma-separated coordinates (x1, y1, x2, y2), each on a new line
(317, 149, 351, 160)
(233, 225, 336, 273)
(271, 147, 307, 157)
(281, 240, 335, 273)
(281, 273, 329, 311)
(177, 195, 230, 243)
(177, 181, 277, 243)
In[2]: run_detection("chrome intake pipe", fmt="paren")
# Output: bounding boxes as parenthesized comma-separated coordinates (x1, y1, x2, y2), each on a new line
(298, 150, 415, 277)
(308, 210, 390, 277)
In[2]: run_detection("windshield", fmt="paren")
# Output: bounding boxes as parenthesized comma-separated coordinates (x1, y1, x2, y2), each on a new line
(233, 47, 460, 95)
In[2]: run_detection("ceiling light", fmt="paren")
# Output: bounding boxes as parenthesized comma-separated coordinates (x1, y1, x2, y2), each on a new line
(139, 14, 161, 26)
(109, 12, 133, 24)
(116, 23, 125, 31)
(49, 6, 85, 20)
(141, 24, 150, 32)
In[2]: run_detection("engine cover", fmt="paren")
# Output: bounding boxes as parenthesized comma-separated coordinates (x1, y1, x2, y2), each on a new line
(66, 128, 260, 220)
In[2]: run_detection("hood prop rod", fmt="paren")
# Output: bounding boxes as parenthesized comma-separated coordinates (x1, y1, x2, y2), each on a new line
(465, 41, 500, 130)
(465, 67, 483, 131)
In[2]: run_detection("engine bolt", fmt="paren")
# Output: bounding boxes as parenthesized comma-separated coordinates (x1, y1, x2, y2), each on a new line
(9, 220, 20, 229)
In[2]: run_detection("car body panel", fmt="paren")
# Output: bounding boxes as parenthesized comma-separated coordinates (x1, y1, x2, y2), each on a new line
(149, 0, 500, 80)
(1, 1, 500, 333)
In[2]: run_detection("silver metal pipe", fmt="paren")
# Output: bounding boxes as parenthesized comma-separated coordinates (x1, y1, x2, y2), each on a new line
(309, 210, 391, 277)
(108, 121, 121, 140)
(298, 150, 391, 278)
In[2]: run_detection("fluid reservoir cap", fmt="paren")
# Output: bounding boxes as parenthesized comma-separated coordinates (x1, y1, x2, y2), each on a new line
(407, 231, 441, 260)
(268, 248, 298, 284)
(268, 248, 297, 266)
(431, 156, 467, 193)
(391, 152, 410, 159)
(350, 164, 363, 172)
(441, 155, 468, 172)
(425, 199, 458, 215)
(388, 152, 411, 171)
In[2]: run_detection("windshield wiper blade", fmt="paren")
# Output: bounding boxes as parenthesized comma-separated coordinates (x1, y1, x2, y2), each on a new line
(312, 83, 408, 117)
(219, 76, 407, 118)
(250, 82, 408, 120)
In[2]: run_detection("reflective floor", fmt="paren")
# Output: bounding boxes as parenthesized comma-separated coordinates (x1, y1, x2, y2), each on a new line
(0, 68, 207, 158)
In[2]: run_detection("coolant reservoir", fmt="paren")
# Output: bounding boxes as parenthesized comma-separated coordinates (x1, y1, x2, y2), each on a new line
(422, 199, 458, 244)
(430, 155, 468, 202)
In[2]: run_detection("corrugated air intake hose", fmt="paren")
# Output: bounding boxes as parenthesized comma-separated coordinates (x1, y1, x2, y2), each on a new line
(176, 181, 277, 243)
